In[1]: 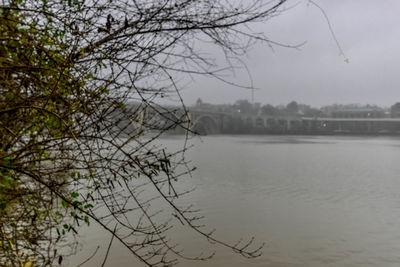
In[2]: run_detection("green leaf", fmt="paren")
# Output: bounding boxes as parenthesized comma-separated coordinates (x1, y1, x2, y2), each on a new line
(3, 175, 13, 182)
(61, 199, 69, 207)
(83, 203, 93, 209)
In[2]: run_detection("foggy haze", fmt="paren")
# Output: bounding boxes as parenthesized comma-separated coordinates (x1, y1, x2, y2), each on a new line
(180, 0, 400, 108)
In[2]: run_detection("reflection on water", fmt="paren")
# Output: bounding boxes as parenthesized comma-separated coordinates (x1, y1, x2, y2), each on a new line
(69, 135, 400, 267)
(236, 136, 336, 145)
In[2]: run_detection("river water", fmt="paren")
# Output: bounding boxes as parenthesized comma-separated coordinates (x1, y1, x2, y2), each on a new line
(68, 135, 400, 267)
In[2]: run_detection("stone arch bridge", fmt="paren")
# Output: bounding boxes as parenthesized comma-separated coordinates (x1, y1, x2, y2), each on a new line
(138, 106, 400, 135)
(187, 108, 300, 135)
(185, 109, 400, 135)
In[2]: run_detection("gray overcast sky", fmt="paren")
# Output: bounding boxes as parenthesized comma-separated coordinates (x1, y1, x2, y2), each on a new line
(179, 0, 400, 108)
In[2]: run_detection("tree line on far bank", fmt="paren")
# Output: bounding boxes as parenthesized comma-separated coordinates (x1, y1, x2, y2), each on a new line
(194, 98, 400, 118)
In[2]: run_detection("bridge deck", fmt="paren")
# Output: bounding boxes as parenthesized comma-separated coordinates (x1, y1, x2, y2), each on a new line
(302, 117, 400, 122)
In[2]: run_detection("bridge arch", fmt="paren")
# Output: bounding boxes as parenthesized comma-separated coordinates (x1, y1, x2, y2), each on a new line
(266, 118, 277, 128)
(245, 117, 253, 127)
(255, 117, 264, 128)
(192, 115, 219, 135)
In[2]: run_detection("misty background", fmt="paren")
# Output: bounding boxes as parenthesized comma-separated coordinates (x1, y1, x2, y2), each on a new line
(176, 0, 400, 108)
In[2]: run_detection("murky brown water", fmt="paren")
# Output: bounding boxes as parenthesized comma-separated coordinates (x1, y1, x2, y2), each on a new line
(68, 135, 400, 266)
